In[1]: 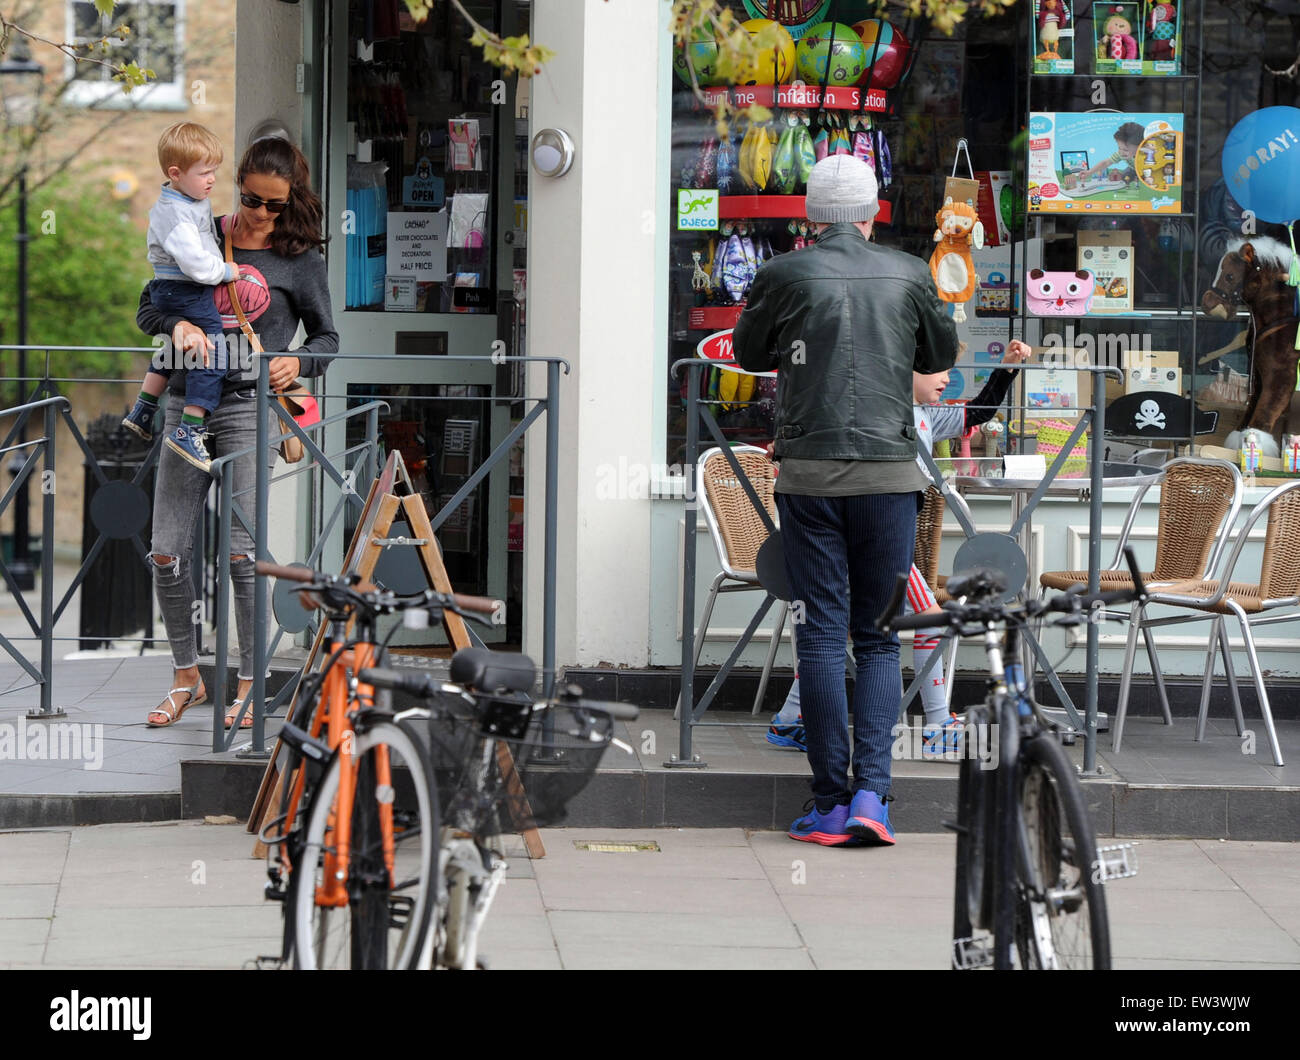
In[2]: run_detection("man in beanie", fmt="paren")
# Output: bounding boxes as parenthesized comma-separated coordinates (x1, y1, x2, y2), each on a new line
(733, 154, 959, 846)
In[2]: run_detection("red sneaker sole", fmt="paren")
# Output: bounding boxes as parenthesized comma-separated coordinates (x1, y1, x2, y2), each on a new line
(788, 830, 855, 846)
(845, 818, 896, 845)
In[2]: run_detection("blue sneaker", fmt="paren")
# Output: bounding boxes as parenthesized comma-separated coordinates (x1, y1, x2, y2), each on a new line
(788, 800, 856, 846)
(165, 424, 213, 473)
(121, 397, 158, 442)
(921, 714, 964, 761)
(767, 715, 806, 752)
(844, 790, 896, 845)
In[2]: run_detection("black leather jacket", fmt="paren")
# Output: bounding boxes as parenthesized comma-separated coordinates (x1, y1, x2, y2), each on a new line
(733, 223, 959, 461)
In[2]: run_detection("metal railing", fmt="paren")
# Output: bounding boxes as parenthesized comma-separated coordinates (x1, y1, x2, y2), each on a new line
(0, 346, 568, 756)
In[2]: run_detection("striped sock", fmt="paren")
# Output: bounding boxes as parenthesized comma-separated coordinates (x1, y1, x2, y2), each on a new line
(914, 631, 949, 726)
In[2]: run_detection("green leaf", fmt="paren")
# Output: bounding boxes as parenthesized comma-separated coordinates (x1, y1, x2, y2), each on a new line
(93, 0, 117, 17)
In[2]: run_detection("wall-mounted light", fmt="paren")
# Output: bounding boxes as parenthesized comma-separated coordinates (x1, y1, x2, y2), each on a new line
(530, 128, 575, 178)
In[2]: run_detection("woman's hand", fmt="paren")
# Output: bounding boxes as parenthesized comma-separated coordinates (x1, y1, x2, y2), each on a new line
(1005, 339, 1034, 364)
(173, 320, 213, 369)
(268, 355, 301, 392)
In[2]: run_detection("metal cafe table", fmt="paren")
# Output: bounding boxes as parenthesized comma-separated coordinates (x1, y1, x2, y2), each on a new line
(918, 399, 1162, 772)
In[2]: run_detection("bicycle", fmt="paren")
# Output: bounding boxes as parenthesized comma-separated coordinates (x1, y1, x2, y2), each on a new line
(252, 561, 498, 970)
(359, 653, 638, 970)
(877, 546, 1147, 970)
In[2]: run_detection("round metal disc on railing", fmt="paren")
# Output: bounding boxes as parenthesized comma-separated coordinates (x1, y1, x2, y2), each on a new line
(88, 479, 150, 540)
(271, 562, 316, 633)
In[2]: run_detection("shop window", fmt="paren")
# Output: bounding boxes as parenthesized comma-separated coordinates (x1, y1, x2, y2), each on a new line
(345, 0, 521, 314)
(665, 2, 1300, 467)
(65, 0, 185, 109)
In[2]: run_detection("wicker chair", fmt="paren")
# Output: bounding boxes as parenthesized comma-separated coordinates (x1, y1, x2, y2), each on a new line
(1112, 478, 1300, 766)
(1038, 457, 1243, 730)
(681, 445, 787, 717)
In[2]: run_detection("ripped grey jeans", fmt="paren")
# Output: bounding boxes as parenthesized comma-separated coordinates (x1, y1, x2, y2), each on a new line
(149, 386, 275, 680)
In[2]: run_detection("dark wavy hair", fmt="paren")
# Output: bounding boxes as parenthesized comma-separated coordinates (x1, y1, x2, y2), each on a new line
(237, 136, 326, 256)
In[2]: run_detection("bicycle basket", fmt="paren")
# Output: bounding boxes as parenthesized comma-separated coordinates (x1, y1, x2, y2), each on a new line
(427, 698, 619, 833)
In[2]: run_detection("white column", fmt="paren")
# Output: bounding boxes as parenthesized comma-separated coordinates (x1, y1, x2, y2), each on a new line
(525, 0, 664, 671)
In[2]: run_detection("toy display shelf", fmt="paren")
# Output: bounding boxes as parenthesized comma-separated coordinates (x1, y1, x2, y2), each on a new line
(718, 195, 893, 224)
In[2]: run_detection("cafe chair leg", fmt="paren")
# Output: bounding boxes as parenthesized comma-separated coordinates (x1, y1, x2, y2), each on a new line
(1194, 616, 1221, 743)
(752, 601, 788, 715)
(1230, 601, 1285, 767)
(1112, 600, 1144, 754)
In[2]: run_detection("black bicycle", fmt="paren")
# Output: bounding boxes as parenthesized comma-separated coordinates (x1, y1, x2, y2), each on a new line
(878, 546, 1147, 970)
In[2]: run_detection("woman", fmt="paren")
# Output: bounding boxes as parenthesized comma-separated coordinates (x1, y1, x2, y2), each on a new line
(136, 136, 338, 728)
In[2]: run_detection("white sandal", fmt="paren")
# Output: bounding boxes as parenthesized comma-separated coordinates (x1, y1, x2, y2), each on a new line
(147, 681, 207, 727)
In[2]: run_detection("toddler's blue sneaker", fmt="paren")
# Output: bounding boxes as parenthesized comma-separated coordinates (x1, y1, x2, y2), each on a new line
(921, 714, 964, 761)
(121, 397, 158, 443)
(766, 715, 806, 752)
(166, 424, 213, 473)
(788, 800, 855, 846)
(844, 790, 896, 846)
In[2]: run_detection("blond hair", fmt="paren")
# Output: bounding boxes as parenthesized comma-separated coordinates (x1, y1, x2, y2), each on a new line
(157, 122, 223, 175)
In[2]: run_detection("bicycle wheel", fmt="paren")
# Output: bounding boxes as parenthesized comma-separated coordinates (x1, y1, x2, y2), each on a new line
(953, 701, 996, 932)
(292, 719, 438, 969)
(1015, 733, 1110, 970)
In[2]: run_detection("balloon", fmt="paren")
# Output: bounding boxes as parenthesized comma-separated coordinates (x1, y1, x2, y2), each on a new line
(795, 22, 867, 86)
(1221, 106, 1300, 224)
(733, 18, 796, 86)
(672, 27, 724, 88)
(853, 19, 911, 90)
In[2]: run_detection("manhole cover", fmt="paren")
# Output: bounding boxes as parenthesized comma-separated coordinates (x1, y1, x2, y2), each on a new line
(573, 840, 661, 853)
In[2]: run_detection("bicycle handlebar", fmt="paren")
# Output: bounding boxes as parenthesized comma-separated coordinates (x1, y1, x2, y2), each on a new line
(875, 546, 1150, 633)
(359, 667, 640, 722)
(255, 561, 500, 616)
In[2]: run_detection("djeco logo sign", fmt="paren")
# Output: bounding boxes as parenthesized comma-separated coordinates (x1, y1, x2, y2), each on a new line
(678, 188, 719, 230)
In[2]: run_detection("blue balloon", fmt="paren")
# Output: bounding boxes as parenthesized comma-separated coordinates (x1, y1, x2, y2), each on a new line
(1221, 107, 1300, 224)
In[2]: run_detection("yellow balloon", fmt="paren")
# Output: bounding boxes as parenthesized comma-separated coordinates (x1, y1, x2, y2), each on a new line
(734, 18, 796, 86)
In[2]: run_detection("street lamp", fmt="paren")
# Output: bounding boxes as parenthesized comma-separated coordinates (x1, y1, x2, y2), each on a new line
(1, 37, 45, 593)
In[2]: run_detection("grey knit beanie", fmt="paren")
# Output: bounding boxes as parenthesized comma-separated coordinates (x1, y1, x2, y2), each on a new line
(805, 154, 879, 223)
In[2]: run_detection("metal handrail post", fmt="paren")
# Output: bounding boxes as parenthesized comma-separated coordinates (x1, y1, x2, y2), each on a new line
(677, 363, 700, 765)
(543, 358, 559, 698)
(32, 398, 62, 718)
(1084, 396, 1105, 773)
(211, 467, 236, 752)
(249, 354, 271, 757)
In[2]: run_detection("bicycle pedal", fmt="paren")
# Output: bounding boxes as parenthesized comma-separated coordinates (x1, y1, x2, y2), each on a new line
(388, 894, 415, 929)
(1096, 841, 1140, 882)
(251, 956, 288, 970)
(952, 936, 993, 970)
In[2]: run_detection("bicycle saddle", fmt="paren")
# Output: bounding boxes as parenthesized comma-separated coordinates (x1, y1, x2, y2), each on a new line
(450, 648, 537, 695)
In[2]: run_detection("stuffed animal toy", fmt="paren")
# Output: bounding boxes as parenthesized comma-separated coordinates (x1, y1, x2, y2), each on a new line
(1101, 7, 1139, 61)
(1037, 0, 1069, 60)
(929, 197, 984, 323)
(1145, 2, 1177, 63)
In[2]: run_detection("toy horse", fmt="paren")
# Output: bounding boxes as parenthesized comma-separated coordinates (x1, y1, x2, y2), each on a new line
(1202, 237, 1300, 443)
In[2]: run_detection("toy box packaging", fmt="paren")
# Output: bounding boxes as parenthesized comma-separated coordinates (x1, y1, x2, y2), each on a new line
(1125, 350, 1181, 395)
(1077, 230, 1133, 312)
(1032, 1, 1075, 75)
(1093, 2, 1143, 75)
(975, 170, 1014, 246)
(1142, 2, 1182, 75)
(1028, 111, 1184, 214)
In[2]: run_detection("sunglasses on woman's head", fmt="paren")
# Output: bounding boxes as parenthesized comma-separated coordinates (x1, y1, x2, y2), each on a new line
(240, 191, 290, 213)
